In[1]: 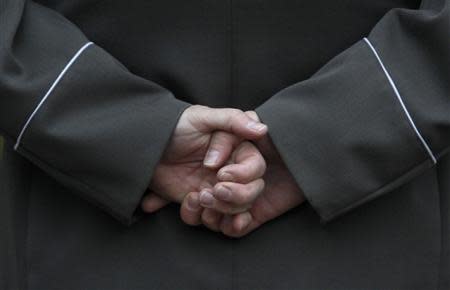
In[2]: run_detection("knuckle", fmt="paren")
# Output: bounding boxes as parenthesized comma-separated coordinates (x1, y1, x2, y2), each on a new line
(230, 109, 247, 123)
(244, 182, 258, 195)
(189, 104, 207, 112)
(244, 110, 259, 121)
(251, 179, 265, 193)
(231, 186, 249, 204)
(228, 108, 243, 116)
(258, 178, 265, 189)
(214, 189, 253, 212)
(219, 203, 241, 214)
(258, 156, 267, 171)
(236, 181, 263, 203)
(229, 208, 242, 215)
(261, 161, 267, 173)
(222, 206, 238, 214)
(236, 191, 252, 204)
(230, 205, 250, 215)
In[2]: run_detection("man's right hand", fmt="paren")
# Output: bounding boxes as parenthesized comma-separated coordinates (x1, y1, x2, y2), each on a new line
(141, 105, 268, 211)
(180, 111, 305, 238)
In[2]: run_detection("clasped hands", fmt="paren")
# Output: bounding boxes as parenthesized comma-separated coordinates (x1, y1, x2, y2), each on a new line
(141, 105, 305, 238)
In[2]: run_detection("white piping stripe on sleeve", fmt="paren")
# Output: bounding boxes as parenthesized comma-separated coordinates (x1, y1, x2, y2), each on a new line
(363, 37, 437, 164)
(14, 42, 94, 151)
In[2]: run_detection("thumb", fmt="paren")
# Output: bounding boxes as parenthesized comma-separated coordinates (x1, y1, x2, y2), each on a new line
(203, 131, 241, 168)
(189, 106, 268, 140)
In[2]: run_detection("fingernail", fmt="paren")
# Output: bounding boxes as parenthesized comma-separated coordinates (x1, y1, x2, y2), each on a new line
(204, 149, 220, 166)
(200, 190, 215, 207)
(218, 170, 233, 181)
(215, 185, 231, 201)
(186, 194, 200, 211)
(246, 121, 267, 132)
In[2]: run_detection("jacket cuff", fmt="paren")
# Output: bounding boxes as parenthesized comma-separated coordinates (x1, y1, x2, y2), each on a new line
(14, 43, 190, 225)
(256, 39, 434, 222)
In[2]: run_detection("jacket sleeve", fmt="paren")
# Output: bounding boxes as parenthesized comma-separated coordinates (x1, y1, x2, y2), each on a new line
(0, 0, 190, 225)
(256, 0, 449, 222)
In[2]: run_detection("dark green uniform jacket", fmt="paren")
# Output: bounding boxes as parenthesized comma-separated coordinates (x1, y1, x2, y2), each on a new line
(1, 0, 449, 289)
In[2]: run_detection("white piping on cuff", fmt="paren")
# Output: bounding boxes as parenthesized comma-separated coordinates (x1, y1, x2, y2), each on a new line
(363, 37, 437, 164)
(14, 42, 94, 151)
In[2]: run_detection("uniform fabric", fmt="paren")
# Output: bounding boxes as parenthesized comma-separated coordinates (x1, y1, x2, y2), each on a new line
(0, 0, 449, 289)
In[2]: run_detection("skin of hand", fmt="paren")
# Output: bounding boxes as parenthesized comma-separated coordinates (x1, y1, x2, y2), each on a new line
(141, 105, 268, 213)
(179, 111, 305, 238)
(143, 108, 305, 238)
